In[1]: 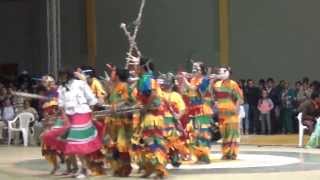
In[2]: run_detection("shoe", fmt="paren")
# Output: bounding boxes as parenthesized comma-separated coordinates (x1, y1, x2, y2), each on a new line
(75, 173, 87, 179)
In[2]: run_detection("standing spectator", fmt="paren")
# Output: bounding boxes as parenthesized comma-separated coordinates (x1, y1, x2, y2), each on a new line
(280, 81, 295, 134)
(258, 79, 266, 90)
(268, 79, 283, 133)
(239, 79, 250, 134)
(246, 79, 261, 134)
(257, 89, 274, 134)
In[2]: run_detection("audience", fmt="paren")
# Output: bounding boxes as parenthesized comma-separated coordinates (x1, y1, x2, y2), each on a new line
(0, 74, 319, 145)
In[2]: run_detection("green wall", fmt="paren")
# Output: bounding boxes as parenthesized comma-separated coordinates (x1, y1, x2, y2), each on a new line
(230, 0, 320, 82)
(96, 0, 219, 73)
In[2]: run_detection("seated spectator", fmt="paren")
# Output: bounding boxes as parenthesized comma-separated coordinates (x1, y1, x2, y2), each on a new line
(258, 89, 274, 134)
(2, 98, 16, 126)
(21, 100, 39, 121)
(298, 91, 320, 135)
(1, 98, 16, 143)
(20, 100, 39, 145)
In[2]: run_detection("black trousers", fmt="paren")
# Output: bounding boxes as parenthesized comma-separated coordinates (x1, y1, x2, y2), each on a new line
(248, 105, 260, 134)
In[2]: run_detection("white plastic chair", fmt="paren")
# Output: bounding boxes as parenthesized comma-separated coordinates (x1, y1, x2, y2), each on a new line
(8, 112, 34, 147)
(297, 112, 308, 147)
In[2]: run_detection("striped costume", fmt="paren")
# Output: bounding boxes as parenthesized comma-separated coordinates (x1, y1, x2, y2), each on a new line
(213, 79, 243, 160)
(105, 82, 133, 176)
(185, 76, 213, 163)
(137, 72, 168, 178)
(161, 91, 189, 167)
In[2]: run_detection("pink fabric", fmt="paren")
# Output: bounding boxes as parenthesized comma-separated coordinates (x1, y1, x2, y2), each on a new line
(63, 137, 102, 155)
(63, 113, 102, 155)
(42, 124, 69, 152)
(68, 113, 92, 126)
(258, 99, 273, 114)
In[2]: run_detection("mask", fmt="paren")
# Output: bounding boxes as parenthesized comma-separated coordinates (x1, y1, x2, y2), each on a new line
(192, 62, 203, 74)
(216, 67, 230, 80)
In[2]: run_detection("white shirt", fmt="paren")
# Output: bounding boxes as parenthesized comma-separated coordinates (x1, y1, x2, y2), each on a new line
(58, 79, 97, 115)
(2, 106, 15, 121)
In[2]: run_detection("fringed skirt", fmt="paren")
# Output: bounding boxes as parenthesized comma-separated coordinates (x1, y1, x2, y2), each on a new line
(63, 113, 102, 155)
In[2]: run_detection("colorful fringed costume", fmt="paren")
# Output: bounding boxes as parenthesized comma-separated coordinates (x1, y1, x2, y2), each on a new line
(104, 82, 133, 176)
(137, 72, 168, 178)
(40, 87, 67, 173)
(185, 76, 213, 163)
(161, 91, 189, 167)
(213, 79, 243, 160)
(128, 86, 144, 171)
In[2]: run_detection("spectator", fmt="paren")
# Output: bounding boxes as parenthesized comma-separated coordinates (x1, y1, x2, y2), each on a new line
(2, 98, 16, 126)
(269, 79, 283, 133)
(298, 91, 320, 135)
(12, 88, 26, 114)
(0, 88, 9, 103)
(280, 81, 295, 134)
(258, 79, 266, 90)
(1, 98, 16, 143)
(21, 100, 39, 145)
(258, 89, 274, 134)
(246, 79, 261, 134)
(296, 81, 308, 105)
(21, 100, 39, 121)
(17, 70, 31, 89)
(239, 79, 249, 135)
(302, 77, 312, 99)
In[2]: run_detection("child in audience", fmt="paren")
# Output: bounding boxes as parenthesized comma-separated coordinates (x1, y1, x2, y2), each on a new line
(258, 89, 274, 134)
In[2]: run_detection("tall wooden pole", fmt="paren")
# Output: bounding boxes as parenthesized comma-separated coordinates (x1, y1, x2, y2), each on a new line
(218, 0, 230, 65)
(85, 0, 97, 68)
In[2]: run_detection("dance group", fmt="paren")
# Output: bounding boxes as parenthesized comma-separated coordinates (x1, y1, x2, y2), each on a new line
(39, 56, 243, 179)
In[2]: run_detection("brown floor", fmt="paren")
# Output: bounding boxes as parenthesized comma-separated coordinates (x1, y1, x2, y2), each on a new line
(240, 134, 309, 146)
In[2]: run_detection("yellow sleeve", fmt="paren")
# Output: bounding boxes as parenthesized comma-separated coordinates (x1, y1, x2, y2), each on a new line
(92, 79, 106, 98)
(173, 92, 186, 112)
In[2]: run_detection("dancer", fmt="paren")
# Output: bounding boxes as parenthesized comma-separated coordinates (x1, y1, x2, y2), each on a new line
(80, 66, 106, 104)
(104, 67, 133, 177)
(183, 61, 213, 163)
(136, 58, 168, 178)
(57, 69, 102, 178)
(213, 67, 243, 160)
(158, 73, 189, 167)
(40, 75, 67, 174)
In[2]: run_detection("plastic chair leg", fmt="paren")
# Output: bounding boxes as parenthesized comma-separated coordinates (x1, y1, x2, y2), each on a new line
(22, 129, 28, 147)
(7, 130, 11, 145)
(299, 128, 304, 147)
